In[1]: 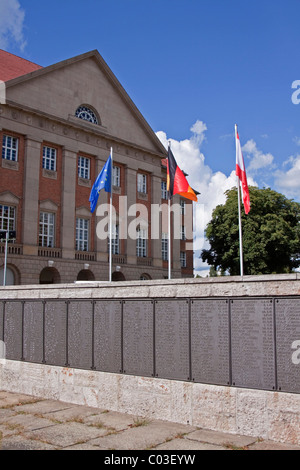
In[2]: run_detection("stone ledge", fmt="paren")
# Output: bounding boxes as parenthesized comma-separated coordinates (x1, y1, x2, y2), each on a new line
(0, 273, 299, 300)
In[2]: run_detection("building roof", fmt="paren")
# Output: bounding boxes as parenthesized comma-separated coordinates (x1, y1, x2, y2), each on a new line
(0, 49, 43, 82)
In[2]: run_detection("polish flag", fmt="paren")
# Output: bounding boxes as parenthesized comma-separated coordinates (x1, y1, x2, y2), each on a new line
(235, 129, 250, 214)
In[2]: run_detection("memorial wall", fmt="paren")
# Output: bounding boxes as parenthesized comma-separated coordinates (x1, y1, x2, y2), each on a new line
(0, 275, 299, 395)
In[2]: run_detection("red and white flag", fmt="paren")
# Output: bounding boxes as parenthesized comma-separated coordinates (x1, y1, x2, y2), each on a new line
(235, 128, 250, 214)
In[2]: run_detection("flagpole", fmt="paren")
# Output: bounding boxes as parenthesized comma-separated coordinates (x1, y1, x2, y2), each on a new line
(168, 141, 171, 280)
(109, 147, 113, 282)
(235, 124, 244, 278)
(168, 198, 171, 280)
(3, 230, 8, 286)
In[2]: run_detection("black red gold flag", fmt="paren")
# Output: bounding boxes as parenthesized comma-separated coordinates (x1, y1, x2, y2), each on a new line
(167, 147, 198, 202)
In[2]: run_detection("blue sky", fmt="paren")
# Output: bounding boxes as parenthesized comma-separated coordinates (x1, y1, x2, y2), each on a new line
(1, 0, 300, 274)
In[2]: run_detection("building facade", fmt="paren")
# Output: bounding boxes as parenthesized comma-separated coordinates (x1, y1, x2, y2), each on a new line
(0, 49, 195, 285)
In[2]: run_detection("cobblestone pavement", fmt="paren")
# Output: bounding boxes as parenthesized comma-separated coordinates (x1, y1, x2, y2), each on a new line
(0, 391, 299, 452)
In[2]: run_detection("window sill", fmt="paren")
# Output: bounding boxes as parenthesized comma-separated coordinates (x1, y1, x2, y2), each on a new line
(2, 158, 18, 171)
(137, 191, 148, 201)
(42, 168, 57, 180)
(113, 185, 121, 194)
(78, 177, 91, 188)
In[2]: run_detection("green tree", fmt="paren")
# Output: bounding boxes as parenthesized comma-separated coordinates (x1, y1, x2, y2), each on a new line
(201, 187, 300, 275)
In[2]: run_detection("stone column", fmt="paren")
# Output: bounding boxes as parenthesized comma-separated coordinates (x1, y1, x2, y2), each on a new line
(151, 175, 162, 268)
(22, 137, 41, 255)
(172, 194, 182, 273)
(61, 148, 76, 259)
(126, 167, 137, 265)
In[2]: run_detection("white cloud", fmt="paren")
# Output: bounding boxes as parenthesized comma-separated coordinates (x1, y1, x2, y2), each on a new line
(274, 155, 300, 199)
(190, 120, 207, 146)
(0, 0, 26, 51)
(293, 136, 300, 146)
(242, 139, 275, 172)
(219, 132, 234, 141)
(156, 121, 257, 276)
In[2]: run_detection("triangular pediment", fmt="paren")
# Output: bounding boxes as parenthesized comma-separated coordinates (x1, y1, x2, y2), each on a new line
(39, 199, 59, 212)
(76, 206, 92, 218)
(0, 190, 20, 205)
(5, 50, 166, 157)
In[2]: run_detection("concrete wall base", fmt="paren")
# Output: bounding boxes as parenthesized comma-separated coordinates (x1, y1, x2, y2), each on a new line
(0, 359, 299, 446)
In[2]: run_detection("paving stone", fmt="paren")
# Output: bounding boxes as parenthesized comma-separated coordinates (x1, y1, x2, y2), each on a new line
(1, 413, 56, 433)
(0, 408, 16, 423)
(13, 399, 76, 415)
(83, 411, 142, 432)
(1, 434, 56, 450)
(41, 405, 103, 423)
(26, 421, 109, 448)
(154, 437, 226, 451)
(0, 391, 12, 400)
(249, 440, 300, 451)
(91, 420, 196, 450)
(63, 443, 103, 450)
(185, 429, 258, 448)
(0, 392, 39, 408)
(0, 423, 20, 438)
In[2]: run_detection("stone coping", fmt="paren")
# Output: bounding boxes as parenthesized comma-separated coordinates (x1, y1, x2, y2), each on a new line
(0, 273, 299, 300)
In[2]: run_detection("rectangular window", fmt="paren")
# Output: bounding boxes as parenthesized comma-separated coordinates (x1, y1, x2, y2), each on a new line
(161, 181, 168, 199)
(180, 225, 186, 240)
(137, 173, 147, 193)
(43, 146, 57, 171)
(76, 218, 89, 251)
(180, 251, 186, 268)
(108, 224, 119, 255)
(78, 156, 90, 179)
(0, 205, 15, 231)
(2, 135, 18, 161)
(162, 232, 168, 261)
(180, 199, 186, 215)
(113, 166, 120, 187)
(136, 228, 147, 257)
(39, 212, 55, 247)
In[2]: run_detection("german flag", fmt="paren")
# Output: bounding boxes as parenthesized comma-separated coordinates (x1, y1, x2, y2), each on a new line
(167, 147, 198, 202)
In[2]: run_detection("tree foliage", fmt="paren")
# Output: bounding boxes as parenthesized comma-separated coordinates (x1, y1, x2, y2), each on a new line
(201, 187, 300, 275)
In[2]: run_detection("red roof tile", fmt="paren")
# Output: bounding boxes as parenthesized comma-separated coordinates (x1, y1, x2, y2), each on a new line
(0, 49, 42, 82)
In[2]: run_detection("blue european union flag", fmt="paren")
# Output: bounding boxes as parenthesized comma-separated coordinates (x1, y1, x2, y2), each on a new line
(89, 154, 112, 213)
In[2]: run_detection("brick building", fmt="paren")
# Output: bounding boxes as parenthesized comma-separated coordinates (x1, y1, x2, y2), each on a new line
(0, 49, 195, 285)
